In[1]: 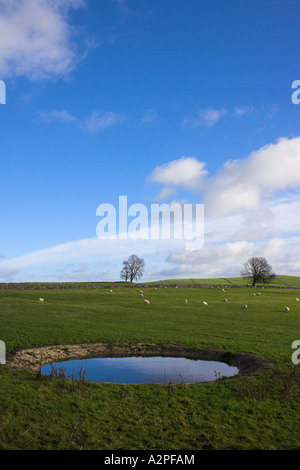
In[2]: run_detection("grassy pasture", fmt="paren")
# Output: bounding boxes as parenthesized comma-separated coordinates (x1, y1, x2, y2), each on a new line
(1, 282, 300, 450)
(147, 275, 300, 287)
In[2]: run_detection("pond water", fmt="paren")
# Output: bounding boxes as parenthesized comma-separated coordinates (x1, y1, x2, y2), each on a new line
(40, 356, 239, 384)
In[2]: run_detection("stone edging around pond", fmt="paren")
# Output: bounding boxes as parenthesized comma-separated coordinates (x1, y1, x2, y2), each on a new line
(7, 342, 271, 376)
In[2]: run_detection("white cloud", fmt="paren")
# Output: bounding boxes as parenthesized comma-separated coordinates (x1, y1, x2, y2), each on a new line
(204, 137, 300, 216)
(163, 236, 300, 279)
(150, 156, 208, 193)
(150, 137, 300, 217)
(0, 0, 85, 80)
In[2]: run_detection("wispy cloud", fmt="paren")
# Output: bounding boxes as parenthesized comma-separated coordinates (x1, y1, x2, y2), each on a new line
(83, 111, 125, 133)
(113, 0, 130, 21)
(1, 196, 299, 282)
(183, 104, 279, 131)
(0, 0, 86, 81)
(39, 109, 125, 133)
(139, 108, 158, 126)
(184, 107, 227, 128)
(39, 109, 80, 124)
(233, 105, 254, 116)
(39, 107, 161, 133)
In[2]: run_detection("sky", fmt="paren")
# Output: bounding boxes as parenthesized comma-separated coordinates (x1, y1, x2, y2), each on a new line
(0, 0, 300, 282)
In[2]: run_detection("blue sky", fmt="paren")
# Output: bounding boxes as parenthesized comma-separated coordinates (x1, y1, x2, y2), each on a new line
(0, 0, 300, 282)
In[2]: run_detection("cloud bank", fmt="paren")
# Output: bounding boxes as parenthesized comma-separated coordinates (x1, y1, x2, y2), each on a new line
(151, 137, 300, 217)
(1, 137, 300, 282)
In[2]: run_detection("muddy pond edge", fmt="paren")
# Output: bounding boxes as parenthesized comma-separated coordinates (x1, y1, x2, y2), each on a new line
(6, 342, 272, 379)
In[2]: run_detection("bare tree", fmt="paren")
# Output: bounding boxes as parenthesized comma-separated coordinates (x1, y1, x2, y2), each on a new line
(120, 264, 130, 282)
(120, 254, 145, 282)
(240, 257, 275, 286)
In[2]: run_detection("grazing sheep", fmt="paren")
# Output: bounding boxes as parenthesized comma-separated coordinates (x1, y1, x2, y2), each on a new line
(184, 299, 188, 304)
(109, 289, 113, 293)
(252, 293, 256, 297)
(222, 298, 227, 302)
(286, 307, 290, 312)
(222, 289, 225, 293)
(139, 290, 144, 294)
(38, 298, 44, 302)
(202, 301, 208, 306)
(242, 304, 248, 309)
(140, 293, 144, 297)
(144, 299, 150, 304)
(256, 293, 261, 296)
(296, 298, 299, 302)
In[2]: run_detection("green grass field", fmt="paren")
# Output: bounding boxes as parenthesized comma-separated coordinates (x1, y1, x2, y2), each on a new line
(1, 278, 300, 450)
(146, 274, 300, 287)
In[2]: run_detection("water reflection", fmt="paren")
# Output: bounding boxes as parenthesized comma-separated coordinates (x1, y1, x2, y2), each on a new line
(41, 356, 238, 384)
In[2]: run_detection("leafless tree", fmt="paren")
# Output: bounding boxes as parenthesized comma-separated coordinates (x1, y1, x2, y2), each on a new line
(120, 254, 145, 282)
(240, 257, 275, 286)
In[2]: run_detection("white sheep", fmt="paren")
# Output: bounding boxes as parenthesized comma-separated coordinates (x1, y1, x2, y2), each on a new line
(222, 298, 227, 302)
(139, 290, 144, 294)
(222, 289, 225, 293)
(184, 299, 188, 304)
(109, 289, 113, 293)
(252, 293, 256, 297)
(144, 299, 150, 304)
(286, 307, 290, 312)
(295, 298, 299, 302)
(38, 298, 44, 302)
(242, 304, 248, 309)
(256, 293, 261, 296)
(140, 293, 144, 297)
(202, 301, 208, 306)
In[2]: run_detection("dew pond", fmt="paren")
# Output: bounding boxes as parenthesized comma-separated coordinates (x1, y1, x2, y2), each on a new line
(40, 356, 238, 384)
